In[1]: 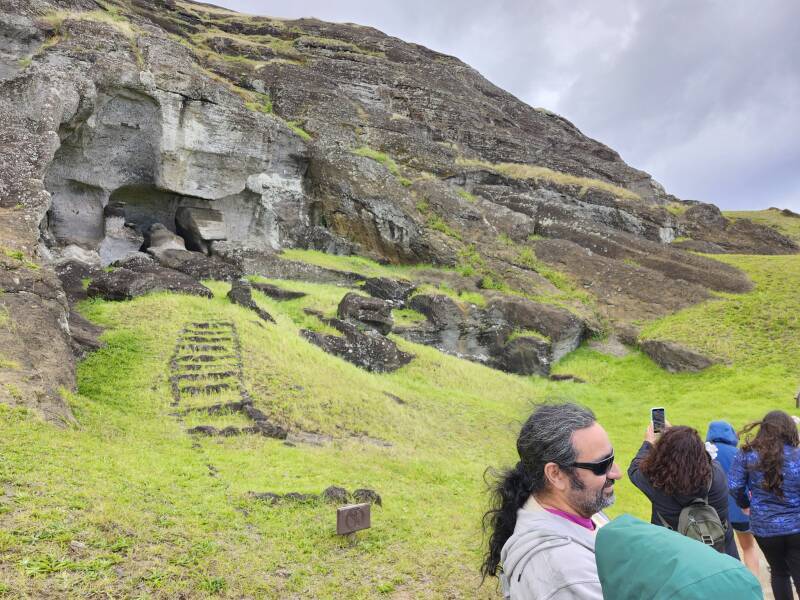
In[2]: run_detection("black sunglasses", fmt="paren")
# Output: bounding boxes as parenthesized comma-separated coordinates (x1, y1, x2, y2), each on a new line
(571, 453, 615, 476)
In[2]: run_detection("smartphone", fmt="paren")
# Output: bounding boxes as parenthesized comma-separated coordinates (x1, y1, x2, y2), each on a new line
(651, 407, 666, 434)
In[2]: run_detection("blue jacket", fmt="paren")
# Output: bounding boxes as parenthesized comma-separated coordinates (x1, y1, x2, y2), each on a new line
(706, 421, 749, 525)
(729, 444, 800, 537)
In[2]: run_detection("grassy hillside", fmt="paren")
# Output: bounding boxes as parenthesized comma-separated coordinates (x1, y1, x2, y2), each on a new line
(724, 208, 800, 243)
(0, 251, 798, 598)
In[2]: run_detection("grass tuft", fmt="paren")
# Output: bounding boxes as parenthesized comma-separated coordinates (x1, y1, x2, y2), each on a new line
(456, 157, 640, 201)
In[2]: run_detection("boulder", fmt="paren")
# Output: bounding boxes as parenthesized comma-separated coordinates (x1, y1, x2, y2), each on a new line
(67, 310, 105, 359)
(54, 259, 103, 304)
(301, 318, 413, 372)
(407, 294, 466, 328)
(145, 223, 186, 258)
(496, 336, 551, 376)
(175, 206, 226, 254)
(487, 297, 585, 362)
(337, 292, 393, 335)
(251, 282, 306, 301)
(363, 277, 416, 306)
(640, 340, 716, 373)
(321, 486, 350, 504)
(87, 254, 212, 301)
(152, 248, 242, 282)
(227, 279, 275, 323)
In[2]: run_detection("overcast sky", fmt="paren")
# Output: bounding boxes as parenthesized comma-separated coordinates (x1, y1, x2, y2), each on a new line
(211, 0, 800, 211)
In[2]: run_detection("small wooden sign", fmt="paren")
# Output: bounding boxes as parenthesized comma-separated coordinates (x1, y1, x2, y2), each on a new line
(336, 503, 371, 535)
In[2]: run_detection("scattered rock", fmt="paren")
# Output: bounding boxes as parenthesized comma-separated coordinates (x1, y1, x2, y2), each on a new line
(213, 246, 363, 286)
(54, 259, 103, 304)
(363, 277, 416, 306)
(352, 488, 383, 507)
(321, 486, 350, 504)
(640, 340, 716, 373)
(302, 318, 413, 372)
(549, 373, 586, 383)
(152, 248, 242, 282)
(251, 282, 306, 300)
(227, 279, 275, 323)
(383, 391, 406, 405)
(87, 254, 212, 301)
(285, 431, 332, 446)
(337, 292, 393, 335)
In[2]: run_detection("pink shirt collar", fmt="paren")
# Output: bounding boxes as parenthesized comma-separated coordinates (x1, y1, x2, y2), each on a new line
(544, 507, 596, 530)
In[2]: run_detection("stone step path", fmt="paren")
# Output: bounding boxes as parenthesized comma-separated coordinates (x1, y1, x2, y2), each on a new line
(168, 321, 287, 439)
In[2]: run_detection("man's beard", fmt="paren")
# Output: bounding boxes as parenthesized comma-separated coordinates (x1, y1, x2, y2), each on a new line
(567, 472, 615, 517)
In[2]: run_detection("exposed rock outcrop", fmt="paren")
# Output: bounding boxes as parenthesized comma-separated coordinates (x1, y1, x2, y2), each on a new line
(1, 1, 795, 417)
(640, 340, 716, 373)
(398, 293, 585, 376)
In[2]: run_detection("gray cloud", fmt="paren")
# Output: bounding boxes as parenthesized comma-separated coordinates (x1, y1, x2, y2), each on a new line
(212, 0, 800, 210)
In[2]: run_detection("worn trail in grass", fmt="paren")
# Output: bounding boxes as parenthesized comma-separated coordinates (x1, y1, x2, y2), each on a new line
(0, 253, 797, 597)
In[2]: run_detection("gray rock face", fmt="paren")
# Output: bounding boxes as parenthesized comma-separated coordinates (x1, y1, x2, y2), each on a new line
(640, 340, 716, 373)
(302, 318, 413, 373)
(87, 254, 212, 301)
(98, 203, 144, 265)
(337, 292, 393, 335)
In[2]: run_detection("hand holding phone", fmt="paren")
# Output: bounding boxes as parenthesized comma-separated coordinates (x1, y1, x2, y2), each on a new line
(651, 407, 666, 433)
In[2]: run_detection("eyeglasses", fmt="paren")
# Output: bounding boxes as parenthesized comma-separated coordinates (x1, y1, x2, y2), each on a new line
(571, 453, 615, 476)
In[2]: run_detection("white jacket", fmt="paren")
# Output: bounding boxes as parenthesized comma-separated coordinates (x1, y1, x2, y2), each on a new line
(499, 498, 607, 600)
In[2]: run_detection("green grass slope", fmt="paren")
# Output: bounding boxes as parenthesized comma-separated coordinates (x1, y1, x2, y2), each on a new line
(723, 209, 800, 243)
(0, 252, 798, 598)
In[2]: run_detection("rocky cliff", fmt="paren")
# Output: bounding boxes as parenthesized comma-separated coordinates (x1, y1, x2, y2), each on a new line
(0, 0, 796, 421)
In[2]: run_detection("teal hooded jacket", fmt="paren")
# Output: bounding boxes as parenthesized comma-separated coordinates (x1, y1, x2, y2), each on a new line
(596, 514, 762, 599)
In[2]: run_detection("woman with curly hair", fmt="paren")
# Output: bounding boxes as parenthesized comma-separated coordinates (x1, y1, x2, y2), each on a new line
(729, 410, 800, 600)
(628, 423, 739, 558)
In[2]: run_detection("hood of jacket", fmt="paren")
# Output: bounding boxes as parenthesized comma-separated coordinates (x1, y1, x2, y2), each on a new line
(500, 503, 596, 587)
(707, 420, 738, 446)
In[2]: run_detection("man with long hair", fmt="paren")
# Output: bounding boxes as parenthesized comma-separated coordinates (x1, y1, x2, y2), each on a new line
(730, 410, 800, 600)
(481, 402, 622, 599)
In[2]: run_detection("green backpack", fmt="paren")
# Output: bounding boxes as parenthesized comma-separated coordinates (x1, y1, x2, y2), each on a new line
(659, 481, 727, 552)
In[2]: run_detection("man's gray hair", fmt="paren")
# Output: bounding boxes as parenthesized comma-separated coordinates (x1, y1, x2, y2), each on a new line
(517, 402, 596, 494)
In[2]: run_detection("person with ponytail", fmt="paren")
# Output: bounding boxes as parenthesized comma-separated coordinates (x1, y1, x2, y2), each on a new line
(729, 410, 800, 600)
(481, 403, 622, 599)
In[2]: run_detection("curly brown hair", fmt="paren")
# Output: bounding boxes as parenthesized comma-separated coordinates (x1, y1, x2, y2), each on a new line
(740, 410, 799, 499)
(640, 426, 712, 496)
